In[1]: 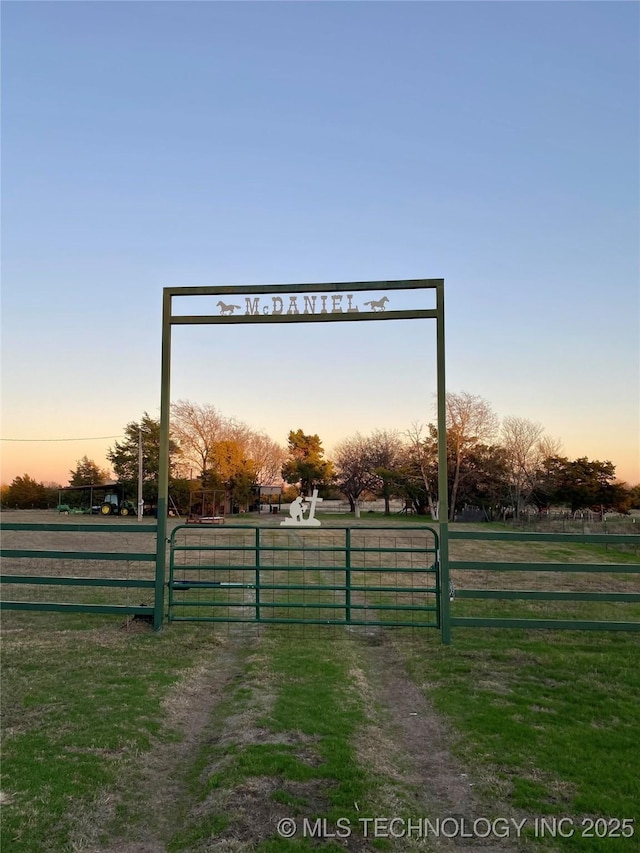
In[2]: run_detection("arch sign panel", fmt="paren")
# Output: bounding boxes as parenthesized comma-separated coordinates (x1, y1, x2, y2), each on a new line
(154, 279, 449, 637)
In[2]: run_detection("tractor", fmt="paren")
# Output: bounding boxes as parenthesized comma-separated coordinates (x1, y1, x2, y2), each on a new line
(97, 490, 137, 516)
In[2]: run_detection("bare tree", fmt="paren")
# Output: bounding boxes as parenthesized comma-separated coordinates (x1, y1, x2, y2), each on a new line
(404, 422, 439, 518)
(446, 392, 499, 520)
(368, 429, 405, 515)
(171, 401, 287, 498)
(537, 434, 564, 461)
(501, 418, 565, 517)
(170, 400, 226, 477)
(333, 433, 378, 517)
(500, 416, 545, 516)
(245, 431, 287, 485)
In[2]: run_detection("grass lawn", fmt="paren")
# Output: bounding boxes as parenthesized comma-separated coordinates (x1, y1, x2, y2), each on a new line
(397, 627, 640, 851)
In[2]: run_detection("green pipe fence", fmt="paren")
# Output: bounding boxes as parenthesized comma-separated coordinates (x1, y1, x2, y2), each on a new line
(3, 521, 638, 639)
(448, 529, 640, 633)
(0, 522, 158, 620)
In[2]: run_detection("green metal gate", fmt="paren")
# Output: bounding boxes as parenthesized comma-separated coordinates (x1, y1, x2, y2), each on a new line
(168, 524, 441, 633)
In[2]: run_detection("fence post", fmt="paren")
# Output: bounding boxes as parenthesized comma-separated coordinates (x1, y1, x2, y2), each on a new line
(154, 289, 173, 631)
(436, 281, 451, 645)
(345, 528, 351, 623)
(255, 527, 261, 622)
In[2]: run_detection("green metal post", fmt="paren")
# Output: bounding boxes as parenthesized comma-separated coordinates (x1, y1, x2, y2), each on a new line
(436, 280, 451, 644)
(255, 527, 261, 622)
(166, 527, 175, 621)
(345, 528, 351, 623)
(154, 289, 172, 630)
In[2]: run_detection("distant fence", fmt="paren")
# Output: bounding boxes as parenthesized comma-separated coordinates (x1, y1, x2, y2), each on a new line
(504, 514, 639, 541)
(281, 500, 408, 515)
(448, 529, 640, 633)
(0, 522, 158, 622)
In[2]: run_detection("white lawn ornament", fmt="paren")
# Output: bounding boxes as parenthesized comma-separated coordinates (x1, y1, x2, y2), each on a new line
(280, 488, 323, 527)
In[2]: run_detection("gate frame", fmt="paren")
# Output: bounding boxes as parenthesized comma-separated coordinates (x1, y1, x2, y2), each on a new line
(167, 523, 441, 629)
(155, 280, 449, 639)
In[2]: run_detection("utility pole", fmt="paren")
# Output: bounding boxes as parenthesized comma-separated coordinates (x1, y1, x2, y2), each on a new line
(137, 428, 144, 521)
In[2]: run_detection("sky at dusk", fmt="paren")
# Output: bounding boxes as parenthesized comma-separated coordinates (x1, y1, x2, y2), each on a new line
(1, 1, 639, 487)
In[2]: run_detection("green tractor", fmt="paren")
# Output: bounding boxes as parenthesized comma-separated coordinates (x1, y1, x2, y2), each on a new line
(98, 490, 137, 516)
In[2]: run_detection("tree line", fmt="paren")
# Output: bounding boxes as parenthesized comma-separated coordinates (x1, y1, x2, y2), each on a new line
(287, 394, 637, 519)
(3, 393, 639, 517)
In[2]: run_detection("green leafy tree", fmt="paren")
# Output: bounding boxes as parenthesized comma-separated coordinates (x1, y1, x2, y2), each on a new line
(228, 470, 256, 512)
(69, 456, 109, 486)
(281, 429, 334, 495)
(5, 474, 48, 508)
(451, 443, 511, 518)
(107, 413, 180, 502)
(210, 439, 255, 485)
(534, 456, 623, 513)
(607, 484, 633, 515)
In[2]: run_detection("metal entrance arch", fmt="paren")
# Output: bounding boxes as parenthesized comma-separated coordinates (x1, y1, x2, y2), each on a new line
(155, 280, 450, 641)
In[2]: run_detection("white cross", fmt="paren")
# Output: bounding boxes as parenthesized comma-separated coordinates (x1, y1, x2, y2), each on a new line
(305, 488, 323, 521)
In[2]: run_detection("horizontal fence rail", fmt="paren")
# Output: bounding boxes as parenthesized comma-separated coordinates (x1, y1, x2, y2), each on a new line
(168, 524, 442, 633)
(448, 529, 640, 633)
(0, 522, 158, 619)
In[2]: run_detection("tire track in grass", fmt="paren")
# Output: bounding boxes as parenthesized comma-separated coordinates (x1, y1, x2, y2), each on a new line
(162, 629, 377, 852)
(312, 529, 529, 852)
(351, 635, 531, 852)
(71, 631, 260, 853)
(166, 529, 529, 852)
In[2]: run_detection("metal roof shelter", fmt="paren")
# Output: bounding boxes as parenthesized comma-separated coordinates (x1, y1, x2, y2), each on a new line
(57, 482, 120, 504)
(58, 483, 119, 491)
(155, 279, 449, 638)
(57, 483, 133, 515)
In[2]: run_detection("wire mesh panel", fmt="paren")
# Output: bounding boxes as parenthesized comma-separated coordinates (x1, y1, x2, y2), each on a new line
(348, 529, 440, 627)
(168, 526, 258, 622)
(168, 524, 440, 628)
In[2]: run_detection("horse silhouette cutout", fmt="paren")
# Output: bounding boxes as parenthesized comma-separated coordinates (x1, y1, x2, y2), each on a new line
(363, 296, 389, 311)
(217, 301, 242, 315)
